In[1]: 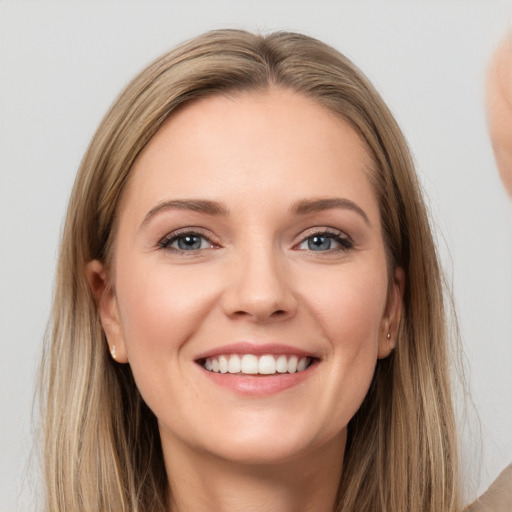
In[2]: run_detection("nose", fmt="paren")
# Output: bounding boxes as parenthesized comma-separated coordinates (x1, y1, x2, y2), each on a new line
(221, 246, 297, 323)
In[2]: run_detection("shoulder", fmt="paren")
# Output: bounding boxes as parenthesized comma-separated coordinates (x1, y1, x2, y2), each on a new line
(465, 464, 512, 512)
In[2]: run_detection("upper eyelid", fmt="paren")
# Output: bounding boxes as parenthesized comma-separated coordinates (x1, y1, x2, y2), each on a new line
(158, 228, 217, 248)
(294, 228, 354, 250)
(156, 226, 352, 247)
(297, 227, 352, 241)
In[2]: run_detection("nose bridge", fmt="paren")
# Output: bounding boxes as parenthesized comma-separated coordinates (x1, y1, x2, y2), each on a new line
(223, 235, 296, 321)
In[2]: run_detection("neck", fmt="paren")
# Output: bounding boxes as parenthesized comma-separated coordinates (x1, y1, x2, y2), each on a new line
(162, 431, 346, 512)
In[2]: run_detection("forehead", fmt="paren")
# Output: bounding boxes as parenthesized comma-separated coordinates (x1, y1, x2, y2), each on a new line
(124, 88, 378, 220)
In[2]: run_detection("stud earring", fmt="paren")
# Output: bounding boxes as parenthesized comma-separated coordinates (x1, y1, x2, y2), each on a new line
(111, 345, 117, 360)
(387, 333, 391, 340)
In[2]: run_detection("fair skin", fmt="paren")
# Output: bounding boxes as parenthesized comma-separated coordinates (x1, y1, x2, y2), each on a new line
(487, 31, 512, 196)
(88, 88, 404, 512)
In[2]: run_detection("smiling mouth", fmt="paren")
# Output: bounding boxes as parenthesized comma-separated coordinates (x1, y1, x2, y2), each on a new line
(199, 354, 314, 375)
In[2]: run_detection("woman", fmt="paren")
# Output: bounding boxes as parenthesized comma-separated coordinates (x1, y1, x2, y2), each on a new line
(40, 29, 460, 511)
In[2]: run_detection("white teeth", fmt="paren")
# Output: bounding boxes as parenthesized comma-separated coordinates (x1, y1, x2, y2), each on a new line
(203, 354, 312, 375)
(227, 354, 241, 373)
(219, 355, 228, 374)
(258, 355, 276, 374)
(297, 357, 308, 372)
(276, 355, 288, 373)
(241, 354, 259, 374)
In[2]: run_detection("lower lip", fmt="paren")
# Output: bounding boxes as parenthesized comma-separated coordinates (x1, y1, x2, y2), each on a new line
(198, 363, 317, 396)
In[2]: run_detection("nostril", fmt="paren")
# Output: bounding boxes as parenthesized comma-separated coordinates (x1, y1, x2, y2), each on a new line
(222, 285, 297, 321)
(229, 308, 289, 321)
(232, 310, 251, 317)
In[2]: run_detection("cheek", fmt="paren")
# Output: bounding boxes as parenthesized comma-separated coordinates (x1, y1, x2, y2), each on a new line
(112, 259, 223, 414)
(306, 261, 388, 348)
(300, 261, 388, 422)
(114, 258, 222, 362)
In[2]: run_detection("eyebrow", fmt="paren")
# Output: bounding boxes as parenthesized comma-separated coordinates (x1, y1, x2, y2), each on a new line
(140, 196, 370, 229)
(290, 198, 370, 226)
(140, 199, 228, 230)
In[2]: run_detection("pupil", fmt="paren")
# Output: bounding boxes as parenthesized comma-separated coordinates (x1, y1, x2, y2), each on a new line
(308, 235, 331, 251)
(178, 235, 201, 250)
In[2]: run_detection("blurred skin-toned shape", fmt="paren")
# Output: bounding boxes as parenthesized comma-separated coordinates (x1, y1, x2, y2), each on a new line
(477, 32, 512, 512)
(487, 31, 512, 196)
(466, 465, 512, 512)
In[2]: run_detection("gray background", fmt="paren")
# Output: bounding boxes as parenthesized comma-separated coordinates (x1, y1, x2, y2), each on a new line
(1, 1, 511, 509)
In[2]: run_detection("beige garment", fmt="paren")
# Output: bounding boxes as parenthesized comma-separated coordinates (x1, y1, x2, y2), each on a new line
(465, 465, 512, 511)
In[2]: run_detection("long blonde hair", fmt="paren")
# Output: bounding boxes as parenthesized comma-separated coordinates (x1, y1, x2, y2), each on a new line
(40, 29, 460, 511)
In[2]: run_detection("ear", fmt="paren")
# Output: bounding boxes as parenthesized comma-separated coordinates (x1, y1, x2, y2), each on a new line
(377, 266, 405, 359)
(85, 260, 128, 363)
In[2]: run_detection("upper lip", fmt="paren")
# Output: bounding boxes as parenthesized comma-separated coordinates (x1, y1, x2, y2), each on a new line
(194, 342, 318, 362)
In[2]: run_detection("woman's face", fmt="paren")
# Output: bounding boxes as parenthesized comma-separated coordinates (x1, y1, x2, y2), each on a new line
(92, 88, 403, 465)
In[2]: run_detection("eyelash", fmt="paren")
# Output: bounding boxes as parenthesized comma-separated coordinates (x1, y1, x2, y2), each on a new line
(297, 230, 353, 252)
(157, 229, 216, 254)
(157, 228, 353, 254)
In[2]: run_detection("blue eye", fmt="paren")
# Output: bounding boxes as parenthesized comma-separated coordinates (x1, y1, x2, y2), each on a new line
(298, 232, 352, 252)
(307, 235, 333, 251)
(159, 232, 214, 252)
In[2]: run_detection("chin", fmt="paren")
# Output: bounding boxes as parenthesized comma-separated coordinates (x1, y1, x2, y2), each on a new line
(195, 412, 346, 466)
(208, 436, 318, 466)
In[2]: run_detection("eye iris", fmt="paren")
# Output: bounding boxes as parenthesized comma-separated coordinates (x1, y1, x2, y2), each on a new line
(308, 235, 332, 251)
(177, 235, 202, 250)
